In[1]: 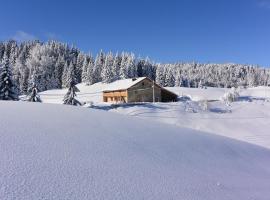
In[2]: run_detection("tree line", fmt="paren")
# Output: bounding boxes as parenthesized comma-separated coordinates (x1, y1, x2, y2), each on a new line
(0, 40, 269, 96)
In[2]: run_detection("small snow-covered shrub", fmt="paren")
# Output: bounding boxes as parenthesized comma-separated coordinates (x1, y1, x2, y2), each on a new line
(198, 99, 208, 111)
(84, 101, 94, 108)
(184, 101, 198, 113)
(222, 87, 240, 105)
(178, 95, 191, 102)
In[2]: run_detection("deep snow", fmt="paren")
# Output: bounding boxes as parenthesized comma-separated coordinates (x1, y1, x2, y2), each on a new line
(113, 100, 270, 149)
(0, 101, 270, 200)
(38, 83, 270, 149)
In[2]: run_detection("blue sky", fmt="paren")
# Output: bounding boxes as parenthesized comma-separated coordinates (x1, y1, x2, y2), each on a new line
(0, 0, 269, 66)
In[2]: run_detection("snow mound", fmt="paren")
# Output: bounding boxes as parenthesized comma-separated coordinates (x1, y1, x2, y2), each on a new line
(0, 101, 270, 200)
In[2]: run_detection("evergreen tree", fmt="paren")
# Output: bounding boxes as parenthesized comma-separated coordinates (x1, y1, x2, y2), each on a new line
(155, 64, 165, 86)
(93, 50, 105, 83)
(81, 56, 89, 83)
(0, 56, 18, 100)
(126, 53, 136, 78)
(86, 55, 95, 85)
(63, 80, 81, 106)
(0, 42, 5, 61)
(75, 52, 85, 83)
(81, 54, 96, 85)
(26, 43, 58, 91)
(27, 84, 41, 102)
(136, 59, 144, 77)
(101, 52, 114, 83)
(142, 57, 155, 80)
(164, 65, 175, 87)
(63, 62, 81, 105)
(61, 61, 69, 88)
(119, 52, 128, 79)
(112, 53, 121, 81)
(14, 46, 29, 94)
(66, 62, 76, 86)
(174, 67, 183, 87)
(54, 55, 65, 88)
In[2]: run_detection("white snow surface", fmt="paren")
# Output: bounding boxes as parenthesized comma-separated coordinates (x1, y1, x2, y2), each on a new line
(113, 101, 270, 149)
(167, 86, 229, 101)
(0, 101, 270, 200)
(39, 83, 270, 149)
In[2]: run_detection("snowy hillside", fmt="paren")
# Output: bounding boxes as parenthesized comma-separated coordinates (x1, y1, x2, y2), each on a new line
(1, 101, 270, 200)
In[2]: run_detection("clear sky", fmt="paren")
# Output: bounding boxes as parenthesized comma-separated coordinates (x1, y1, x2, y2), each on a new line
(0, 0, 269, 66)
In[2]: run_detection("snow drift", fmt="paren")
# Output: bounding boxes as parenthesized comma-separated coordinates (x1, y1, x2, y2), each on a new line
(0, 101, 270, 200)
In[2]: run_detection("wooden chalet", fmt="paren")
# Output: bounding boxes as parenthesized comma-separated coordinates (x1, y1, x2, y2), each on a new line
(103, 77, 178, 103)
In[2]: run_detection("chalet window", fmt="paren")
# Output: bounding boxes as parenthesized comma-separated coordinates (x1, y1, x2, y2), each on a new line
(142, 82, 145, 86)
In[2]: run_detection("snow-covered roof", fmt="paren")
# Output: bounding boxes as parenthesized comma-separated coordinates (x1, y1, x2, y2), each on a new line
(103, 77, 147, 92)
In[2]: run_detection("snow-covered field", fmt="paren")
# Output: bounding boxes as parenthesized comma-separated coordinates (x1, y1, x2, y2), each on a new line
(113, 100, 270, 149)
(1, 101, 270, 200)
(39, 83, 270, 149)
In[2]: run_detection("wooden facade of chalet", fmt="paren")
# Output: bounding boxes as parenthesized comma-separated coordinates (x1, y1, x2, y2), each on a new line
(103, 77, 178, 103)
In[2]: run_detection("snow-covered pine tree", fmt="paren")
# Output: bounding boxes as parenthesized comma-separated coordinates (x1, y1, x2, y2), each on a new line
(14, 45, 29, 94)
(61, 61, 69, 88)
(0, 56, 18, 100)
(63, 62, 81, 105)
(54, 55, 65, 89)
(155, 64, 165, 86)
(26, 43, 58, 91)
(0, 42, 5, 61)
(81, 55, 89, 83)
(27, 84, 41, 102)
(126, 53, 136, 78)
(174, 67, 183, 87)
(63, 80, 81, 106)
(112, 53, 121, 81)
(164, 64, 175, 87)
(101, 52, 114, 83)
(198, 79, 203, 88)
(66, 62, 76, 86)
(119, 52, 128, 79)
(86, 55, 95, 85)
(142, 57, 155, 80)
(93, 50, 105, 83)
(136, 59, 144, 77)
(9, 41, 18, 67)
(75, 52, 85, 83)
